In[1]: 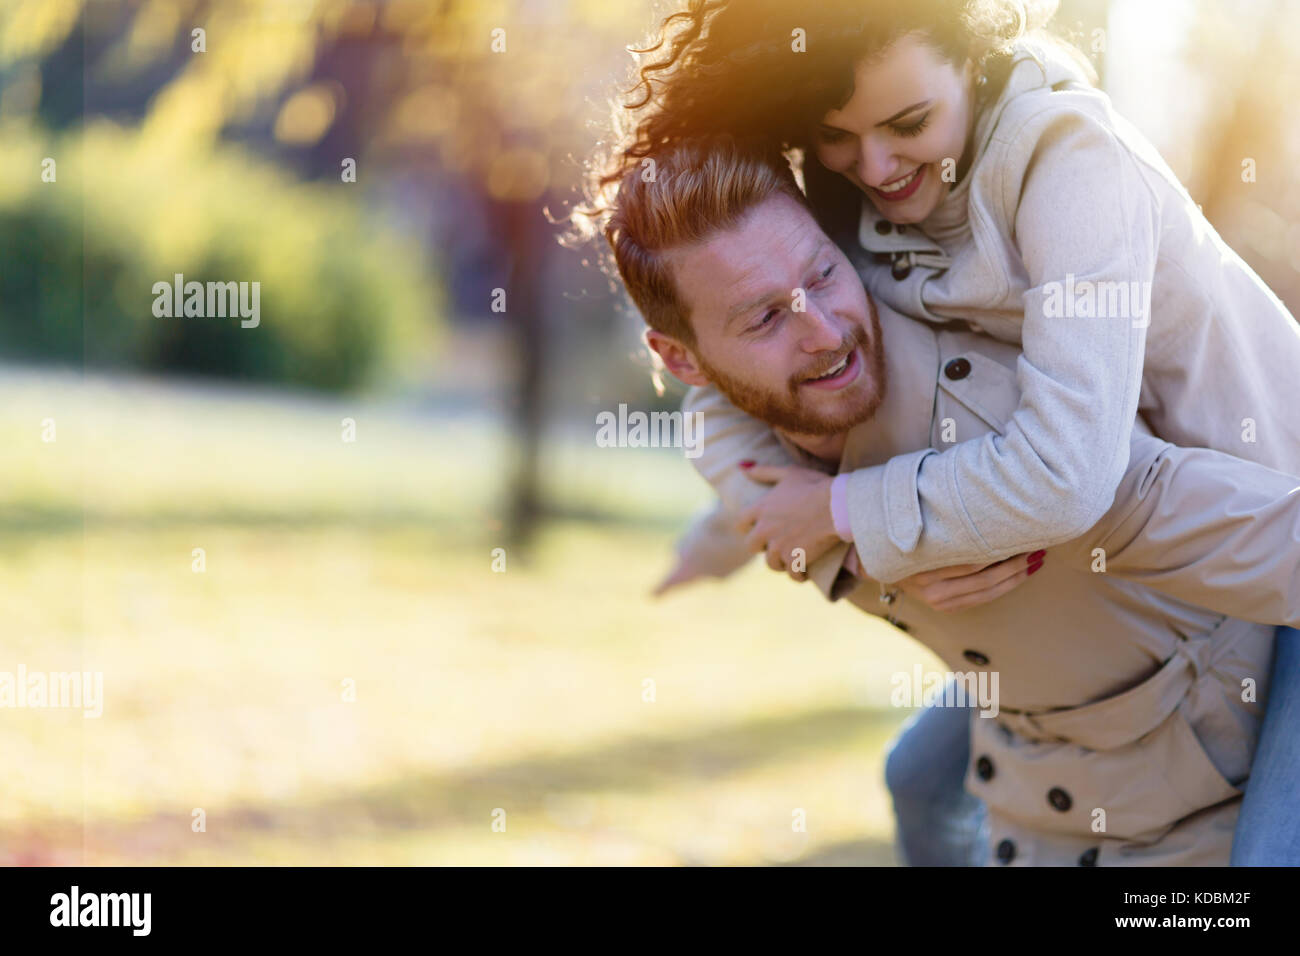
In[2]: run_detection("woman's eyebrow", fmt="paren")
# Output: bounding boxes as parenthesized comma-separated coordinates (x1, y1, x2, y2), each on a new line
(876, 99, 931, 126)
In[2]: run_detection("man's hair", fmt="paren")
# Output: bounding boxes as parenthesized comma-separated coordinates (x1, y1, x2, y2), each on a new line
(599, 135, 810, 345)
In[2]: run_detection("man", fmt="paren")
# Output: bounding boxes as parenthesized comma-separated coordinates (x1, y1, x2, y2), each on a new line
(599, 134, 1300, 865)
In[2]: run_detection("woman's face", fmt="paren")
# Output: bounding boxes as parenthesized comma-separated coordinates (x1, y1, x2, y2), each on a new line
(814, 33, 976, 225)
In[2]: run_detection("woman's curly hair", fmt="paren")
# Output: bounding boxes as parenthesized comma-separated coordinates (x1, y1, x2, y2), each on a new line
(571, 0, 1069, 248)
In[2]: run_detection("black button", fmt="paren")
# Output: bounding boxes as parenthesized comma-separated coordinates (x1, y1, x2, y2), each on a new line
(963, 649, 989, 666)
(996, 839, 1016, 864)
(944, 357, 971, 380)
(976, 756, 994, 781)
(1048, 787, 1072, 812)
(1078, 847, 1098, 867)
(874, 220, 892, 235)
(891, 261, 912, 280)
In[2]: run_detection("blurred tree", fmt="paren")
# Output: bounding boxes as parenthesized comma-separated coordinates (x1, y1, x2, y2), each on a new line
(0, 0, 657, 548)
(1182, 0, 1300, 314)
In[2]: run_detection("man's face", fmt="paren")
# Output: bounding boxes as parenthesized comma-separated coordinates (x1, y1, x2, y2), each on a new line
(659, 192, 886, 437)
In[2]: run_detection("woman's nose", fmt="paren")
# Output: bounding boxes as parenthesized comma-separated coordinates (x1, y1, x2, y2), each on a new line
(857, 137, 898, 187)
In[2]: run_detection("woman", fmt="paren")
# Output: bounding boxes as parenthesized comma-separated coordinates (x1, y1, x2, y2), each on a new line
(594, 0, 1300, 863)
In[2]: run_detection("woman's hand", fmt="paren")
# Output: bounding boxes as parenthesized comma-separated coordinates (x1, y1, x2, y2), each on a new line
(735, 463, 841, 582)
(894, 550, 1046, 613)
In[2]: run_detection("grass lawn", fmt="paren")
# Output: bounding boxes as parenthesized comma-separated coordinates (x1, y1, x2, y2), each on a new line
(0, 367, 940, 865)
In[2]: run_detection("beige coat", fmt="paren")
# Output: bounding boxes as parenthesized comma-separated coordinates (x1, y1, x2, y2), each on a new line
(688, 37, 1300, 584)
(679, 300, 1300, 865)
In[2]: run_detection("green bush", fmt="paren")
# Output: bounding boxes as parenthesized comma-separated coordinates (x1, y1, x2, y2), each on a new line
(0, 121, 440, 391)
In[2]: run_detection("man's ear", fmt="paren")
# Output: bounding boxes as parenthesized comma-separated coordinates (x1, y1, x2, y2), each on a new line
(646, 330, 710, 387)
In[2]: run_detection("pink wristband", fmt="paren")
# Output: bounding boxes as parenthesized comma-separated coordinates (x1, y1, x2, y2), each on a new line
(830, 472, 853, 542)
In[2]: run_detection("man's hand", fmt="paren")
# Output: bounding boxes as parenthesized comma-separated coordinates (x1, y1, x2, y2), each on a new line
(894, 550, 1046, 613)
(735, 463, 840, 582)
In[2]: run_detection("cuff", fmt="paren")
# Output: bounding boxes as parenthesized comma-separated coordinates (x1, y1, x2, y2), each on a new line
(843, 449, 937, 582)
(830, 472, 853, 541)
(807, 541, 853, 603)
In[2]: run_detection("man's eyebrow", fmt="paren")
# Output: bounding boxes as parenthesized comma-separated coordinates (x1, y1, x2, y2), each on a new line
(876, 99, 930, 126)
(724, 290, 780, 329)
(723, 238, 831, 331)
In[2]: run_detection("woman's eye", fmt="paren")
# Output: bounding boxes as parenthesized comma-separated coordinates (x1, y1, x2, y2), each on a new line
(890, 114, 930, 138)
(817, 127, 849, 145)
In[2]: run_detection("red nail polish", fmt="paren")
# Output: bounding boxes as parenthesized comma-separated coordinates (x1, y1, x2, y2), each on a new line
(739, 460, 755, 469)
(1028, 549, 1046, 562)
(1028, 560, 1043, 576)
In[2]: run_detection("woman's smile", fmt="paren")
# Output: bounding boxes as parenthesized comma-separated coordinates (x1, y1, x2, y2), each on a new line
(871, 164, 926, 201)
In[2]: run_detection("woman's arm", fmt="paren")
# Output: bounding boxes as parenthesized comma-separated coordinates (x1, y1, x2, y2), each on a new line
(844, 106, 1159, 583)
(681, 382, 1040, 610)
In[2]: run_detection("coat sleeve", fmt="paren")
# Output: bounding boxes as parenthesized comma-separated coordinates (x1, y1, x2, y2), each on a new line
(1075, 435, 1300, 626)
(681, 382, 795, 514)
(677, 383, 856, 601)
(844, 105, 1157, 583)
(671, 501, 755, 580)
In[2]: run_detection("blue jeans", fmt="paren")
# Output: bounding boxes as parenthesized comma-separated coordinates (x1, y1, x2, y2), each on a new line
(883, 679, 982, 866)
(886, 627, 1300, 866)
(1231, 626, 1300, 865)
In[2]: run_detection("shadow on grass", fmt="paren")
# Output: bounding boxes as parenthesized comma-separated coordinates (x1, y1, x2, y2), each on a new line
(0, 503, 693, 536)
(10, 703, 909, 865)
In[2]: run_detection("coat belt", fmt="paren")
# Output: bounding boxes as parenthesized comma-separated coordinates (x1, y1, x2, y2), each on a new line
(992, 617, 1249, 751)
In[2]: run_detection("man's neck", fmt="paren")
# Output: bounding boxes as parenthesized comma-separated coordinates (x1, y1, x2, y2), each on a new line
(775, 428, 848, 471)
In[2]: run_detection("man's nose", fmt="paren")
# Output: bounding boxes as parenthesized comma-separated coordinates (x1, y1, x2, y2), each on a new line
(795, 301, 844, 352)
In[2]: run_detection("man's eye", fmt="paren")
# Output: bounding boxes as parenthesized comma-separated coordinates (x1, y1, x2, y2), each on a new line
(753, 309, 780, 331)
(816, 264, 835, 284)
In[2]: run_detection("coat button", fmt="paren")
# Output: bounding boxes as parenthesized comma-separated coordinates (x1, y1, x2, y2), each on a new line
(891, 261, 912, 280)
(944, 357, 971, 380)
(963, 649, 989, 666)
(996, 839, 1016, 864)
(975, 756, 994, 781)
(875, 220, 893, 235)
(1078, 847, 1098, 867)
(1048, 787, 1072, 812)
